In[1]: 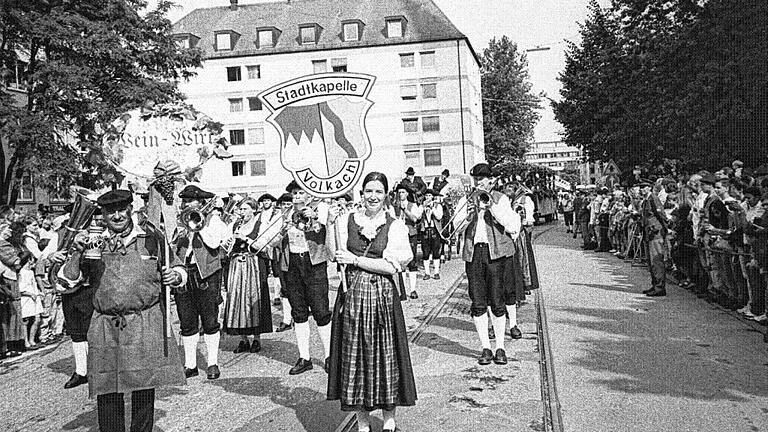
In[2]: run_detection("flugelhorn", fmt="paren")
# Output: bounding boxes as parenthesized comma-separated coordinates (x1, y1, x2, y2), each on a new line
(178, 199, 216, 232)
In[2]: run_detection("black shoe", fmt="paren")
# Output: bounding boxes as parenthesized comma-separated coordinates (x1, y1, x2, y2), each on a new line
(410, 291, 418, 299)
(509, 326, 523, 339)
(184, 367, 199, 378)
(249, 339, 261, 353)
(273, 298, 281, 306)
(207, 365, 220, 380)
(493, 348, 508, 365)
(488, 327, 495, 340)
(234, 340, 250, 353)
(324, 357, 330, 374)
(276, 322, 292, 332)
(64, 373, 88, 389)
(646, 290, 667, 297)
(423, 274, 431, 281)
(642, 288, 655, 294)
(525, 290, 531, 296)
(289, 358, 313, 375)
(478, 348, 494, 365)
(433, 274, 441, 280)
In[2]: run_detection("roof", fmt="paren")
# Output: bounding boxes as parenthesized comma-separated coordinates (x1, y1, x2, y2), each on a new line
(172, 0, 479, 65)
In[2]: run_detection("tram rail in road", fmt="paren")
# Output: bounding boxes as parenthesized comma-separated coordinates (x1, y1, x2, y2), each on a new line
(334, 223, 562, 432)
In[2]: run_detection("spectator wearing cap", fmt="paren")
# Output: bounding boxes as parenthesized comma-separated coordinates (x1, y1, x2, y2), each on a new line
(400, 167, 427, 202)
(698, 172, 728, 301)
(174, 184, 230, 380)
(732, 160, 744, 178)
(392, 183, 423, 299)
(275, 180, 334, 375)
(735, 186, 766, 317)
(419, 189, 444, 280)
(432, 169, 450, 194)
(59, 189, 187, 432)
(637, 180, 670, 296)
(453, 162, 521, 366)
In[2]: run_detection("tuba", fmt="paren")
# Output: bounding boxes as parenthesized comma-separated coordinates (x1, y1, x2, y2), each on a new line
(51, 191, 99, 294)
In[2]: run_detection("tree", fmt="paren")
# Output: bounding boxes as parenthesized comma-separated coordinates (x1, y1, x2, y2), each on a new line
(0, 0, 202, 205)
(480, 36, 540, 165)
(553, 0, 767, 174)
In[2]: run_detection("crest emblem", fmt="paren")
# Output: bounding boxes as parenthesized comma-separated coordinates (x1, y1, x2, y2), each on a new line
(259, 73, 376, 197)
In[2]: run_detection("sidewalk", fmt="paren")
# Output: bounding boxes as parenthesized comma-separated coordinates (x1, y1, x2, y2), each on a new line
(539, 225, 768, 432)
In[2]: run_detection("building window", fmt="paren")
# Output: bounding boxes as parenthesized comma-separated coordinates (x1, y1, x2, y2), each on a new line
(400, 85, 416, 100)
(421, 51, 435, 68)
(257, 29, 274, 48)
(403, 118, 418, 133)
(400, 53, 414, 68)
(404, 150, 420, 167)
(422, 83, 437, 99)
(343, 22, 359, 41)
(216, 32, 232, 50)
(49, 176, 69, 202)
(250, 160, 266, 176)
(300, 25, 317, 45)
(229, 98, 243, 112)
(422, 116, 440, 132)
(231, 161, 245, 177)
(175, 38, 190, 49)
(248, 127, 265, 145)
(17, 175, 34, 202)
(424, 149, 441, 167)
(312, 60, 327, 73)
(229, 129, 245, 146)
(246, 65, 261, 79)
(386, 19, 403, 38)
(331, 58, 347, 72)
(248, 97, 263, 111)
(226, 66, 241, 82)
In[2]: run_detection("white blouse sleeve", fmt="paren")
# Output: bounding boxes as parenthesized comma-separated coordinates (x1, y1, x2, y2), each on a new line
(382, 218, 413, 272)
(334, 212, 351, 253)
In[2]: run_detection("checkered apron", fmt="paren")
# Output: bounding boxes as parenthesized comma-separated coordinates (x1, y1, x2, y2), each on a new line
(340, 268, 399, 408)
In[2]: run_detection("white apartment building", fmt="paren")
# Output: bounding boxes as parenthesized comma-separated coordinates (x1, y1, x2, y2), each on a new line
(172, 0, 484, 197)
(524, 140, 581, 171)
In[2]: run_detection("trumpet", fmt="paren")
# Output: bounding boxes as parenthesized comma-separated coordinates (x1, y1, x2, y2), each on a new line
(178, 199, 216, 233)
(441, 178, 501, 240)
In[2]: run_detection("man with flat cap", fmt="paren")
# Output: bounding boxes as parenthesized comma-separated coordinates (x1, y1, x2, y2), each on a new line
(60, 189, 186, 432)
(453, 163, 521, 366)
(637, 179, 670, 296)
(276, 180, 333, 375)
(173, 184, 230, 380)
(420, 188, 444, 280)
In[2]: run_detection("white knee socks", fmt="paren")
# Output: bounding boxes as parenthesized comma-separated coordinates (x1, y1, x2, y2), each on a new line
(182, 334, 199, 369)
(356, 411, 371, 432)
(281, 298, 293, 325)
(295, 321, 311, 360)
(433, 259, 440, 274)
(204, 331, 220, 367)
(423, 259, 431, 276)
(492, 314, 506, 351)
(472, 315, 491, 350)
(383, 408, 396, 430)
(72, 341, 88, 376)
(407, 272, 417, 291)
(506, 304, 518, 327)
(317, 323, 332, 360)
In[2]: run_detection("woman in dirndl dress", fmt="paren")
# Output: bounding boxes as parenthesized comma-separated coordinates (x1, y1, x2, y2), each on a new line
(223, 198, 272, 353)
(327, 172, 417, 432)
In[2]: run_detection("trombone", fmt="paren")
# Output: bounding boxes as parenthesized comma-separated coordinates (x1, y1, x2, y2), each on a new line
(441, 177, 502, 240)
(249, 197, 323, 256)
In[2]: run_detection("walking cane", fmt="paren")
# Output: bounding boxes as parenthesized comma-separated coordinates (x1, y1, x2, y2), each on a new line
(161, 235, 171, 358)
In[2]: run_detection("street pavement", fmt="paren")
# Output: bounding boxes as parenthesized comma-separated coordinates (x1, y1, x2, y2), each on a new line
(540, 223, 768, 432)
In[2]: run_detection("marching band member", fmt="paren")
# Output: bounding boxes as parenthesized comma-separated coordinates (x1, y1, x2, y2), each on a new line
(255, 193, 281, 306)
(277, 180, 333, 375)
(453, 163, 521, 366)
(392, 184, 422, 299)
(327, 172, 416, 432)
(511, 182, 539, 297)
(419, 189, 443, 280)
(60, 190, 186, 432)
(174, 185, 229, 380)
(222, 198, 274, 353)
(274, 193, 294, 332)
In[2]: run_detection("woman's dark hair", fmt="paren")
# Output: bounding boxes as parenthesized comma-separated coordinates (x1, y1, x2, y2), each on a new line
(362, 172, 389, 193)
(8, 221, 27, 248)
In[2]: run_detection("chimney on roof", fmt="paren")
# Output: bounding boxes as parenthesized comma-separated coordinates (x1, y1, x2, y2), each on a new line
(230, 0, 238, 11)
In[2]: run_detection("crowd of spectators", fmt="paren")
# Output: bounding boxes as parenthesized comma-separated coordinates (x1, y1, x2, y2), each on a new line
(563, 160, 768, 341)
(0, 206, 65, 359)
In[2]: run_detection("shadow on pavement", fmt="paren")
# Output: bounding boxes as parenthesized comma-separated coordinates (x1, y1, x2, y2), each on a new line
(412, 331, 477, 359)
(429, 315, 476, 333)
(212, 376, 348, 431)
